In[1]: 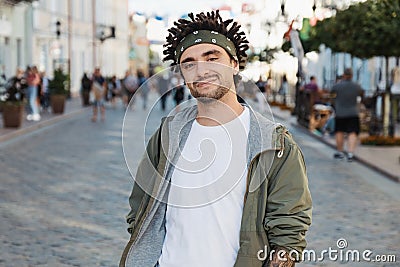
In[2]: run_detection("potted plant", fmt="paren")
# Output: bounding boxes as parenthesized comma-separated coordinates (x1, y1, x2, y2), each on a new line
(48, 68, 69, 114)
(0, 73, 27, 128)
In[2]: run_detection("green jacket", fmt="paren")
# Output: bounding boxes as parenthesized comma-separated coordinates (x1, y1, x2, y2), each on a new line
(120, 105, 312, 267)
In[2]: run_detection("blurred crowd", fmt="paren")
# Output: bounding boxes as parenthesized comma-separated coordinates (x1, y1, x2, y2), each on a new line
(0, 65, 51, 122)
(80, 67, 190, 122)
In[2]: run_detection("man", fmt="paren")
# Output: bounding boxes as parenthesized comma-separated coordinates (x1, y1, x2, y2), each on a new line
(331, 68, 364, 162)
(302, 76, 321, 104)
(26, 65, 41, 121)
(156, 73, 171, 111)
(91, 67, 106, 122)
(40, 71, 50, 112)
(120, 11, 312, 267)
(256, 76, 268, 113)
(122, 70, 139, 109)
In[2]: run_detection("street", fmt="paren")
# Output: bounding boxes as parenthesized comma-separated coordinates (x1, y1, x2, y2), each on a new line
(0, 93, 399, 267)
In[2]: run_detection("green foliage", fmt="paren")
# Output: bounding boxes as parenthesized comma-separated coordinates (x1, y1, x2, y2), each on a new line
(361, 135, 400, 146)
(310, 0, 400, 58)
(48, 68, 70, 95)
(0, 100, 25, 106)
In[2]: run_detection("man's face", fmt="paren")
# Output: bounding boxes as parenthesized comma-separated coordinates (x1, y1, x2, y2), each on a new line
(179, 43, 238, 102)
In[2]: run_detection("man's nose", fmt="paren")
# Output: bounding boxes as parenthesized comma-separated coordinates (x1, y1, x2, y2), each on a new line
(195, 61, 210, 77)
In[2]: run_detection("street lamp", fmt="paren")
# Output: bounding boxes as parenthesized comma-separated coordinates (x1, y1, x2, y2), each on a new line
(280, 0, 286, 17)
(56, 20, 61, 39)
(98, 25, 116, 43)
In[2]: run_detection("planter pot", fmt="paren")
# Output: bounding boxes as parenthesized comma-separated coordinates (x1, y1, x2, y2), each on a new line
(51, 94, 66, 114)
(2, 103, 24, 128)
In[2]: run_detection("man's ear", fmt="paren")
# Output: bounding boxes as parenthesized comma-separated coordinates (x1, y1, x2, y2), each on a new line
(232, 60, 239, 75)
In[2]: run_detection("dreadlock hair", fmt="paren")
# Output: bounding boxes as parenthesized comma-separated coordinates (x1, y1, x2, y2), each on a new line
(163, 10, 249, 70)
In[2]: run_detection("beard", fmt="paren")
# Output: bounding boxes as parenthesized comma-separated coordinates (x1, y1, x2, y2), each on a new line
(187, 74, 232, 103)
(190, 85, 230, 104)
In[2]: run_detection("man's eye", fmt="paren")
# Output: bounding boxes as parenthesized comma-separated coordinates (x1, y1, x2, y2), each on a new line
(182, 62, 196, 70)
(207, 57, 218, 61)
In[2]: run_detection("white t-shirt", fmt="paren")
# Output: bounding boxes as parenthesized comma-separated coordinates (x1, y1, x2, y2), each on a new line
(158, 107, 250, 267)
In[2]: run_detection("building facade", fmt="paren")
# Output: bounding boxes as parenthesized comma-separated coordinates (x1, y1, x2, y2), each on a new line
(0, 0, 129, 95)
(0, 1, 30, 79)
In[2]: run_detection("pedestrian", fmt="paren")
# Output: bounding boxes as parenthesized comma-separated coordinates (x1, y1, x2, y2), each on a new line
(25, 65, 41, 121)
(122, 70, 139, 109)
(301, 75, 321, 104)
(108, 75, 121, 109)
(172, 76, 185, 112)
(137, 70, 149, 110)
(256, 76, 267, 113)
(40, 71, 50, 112)
(331, 68, 364, 162)
(120, 10, 312, 267)
(156, 73, 171, 111)
(81, 72, 92, 106)
(90, 67, 106, 122)
(4, 68, 27, 102)
(279, 74, 289, 104)
(0, 65, 6, 88)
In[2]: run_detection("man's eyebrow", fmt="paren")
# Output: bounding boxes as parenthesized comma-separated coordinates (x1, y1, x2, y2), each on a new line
(180, 49, 222, 64)
(181, 57, 195, 64)
(201, 49, 222, 57)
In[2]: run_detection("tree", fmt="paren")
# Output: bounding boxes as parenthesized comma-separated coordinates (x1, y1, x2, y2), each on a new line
(306, 0, 400, 136)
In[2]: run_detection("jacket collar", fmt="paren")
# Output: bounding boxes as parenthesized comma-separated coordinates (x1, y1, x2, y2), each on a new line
(165, 101, 281, 162)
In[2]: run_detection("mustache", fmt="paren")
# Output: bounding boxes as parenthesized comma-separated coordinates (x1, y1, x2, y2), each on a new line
(191, 74, 219, 85)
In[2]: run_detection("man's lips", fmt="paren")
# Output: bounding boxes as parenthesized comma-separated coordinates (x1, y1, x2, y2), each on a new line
(193, 78, 218, 88)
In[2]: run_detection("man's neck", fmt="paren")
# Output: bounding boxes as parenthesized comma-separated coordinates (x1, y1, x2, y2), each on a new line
(196, 93, 244, 126)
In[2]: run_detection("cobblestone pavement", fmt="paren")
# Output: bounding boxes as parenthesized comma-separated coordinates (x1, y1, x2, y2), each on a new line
(0, 94, 399, 266)
(284, 125, 400, 266)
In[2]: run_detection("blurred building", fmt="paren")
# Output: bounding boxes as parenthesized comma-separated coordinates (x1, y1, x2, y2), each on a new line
(128, 12, 149, 76)
(0, 0, 31, 78)
(0, 0, 129, 95)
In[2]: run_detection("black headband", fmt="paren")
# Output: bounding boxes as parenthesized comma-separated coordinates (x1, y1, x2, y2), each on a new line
(175, 30, 238, 63)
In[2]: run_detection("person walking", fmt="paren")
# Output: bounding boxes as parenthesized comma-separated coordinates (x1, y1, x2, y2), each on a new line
(122, 70, 139, 109)
(107, 75, 121, 109)
(4, 68, 27, 102)
(256, 76, 267, 113)
(120, 10, 312, 267)
(331, 68, 364, 162)
(40, 71, 50, 112)
(81, 72, 92, 106)
(137, 70, 149, 110)
(90, 67, 106, 122)
(279, 74, 289, 105)
(156, 73, 171, 111)
(25, 65, 41, 121)
(172, 76, 185, 112)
